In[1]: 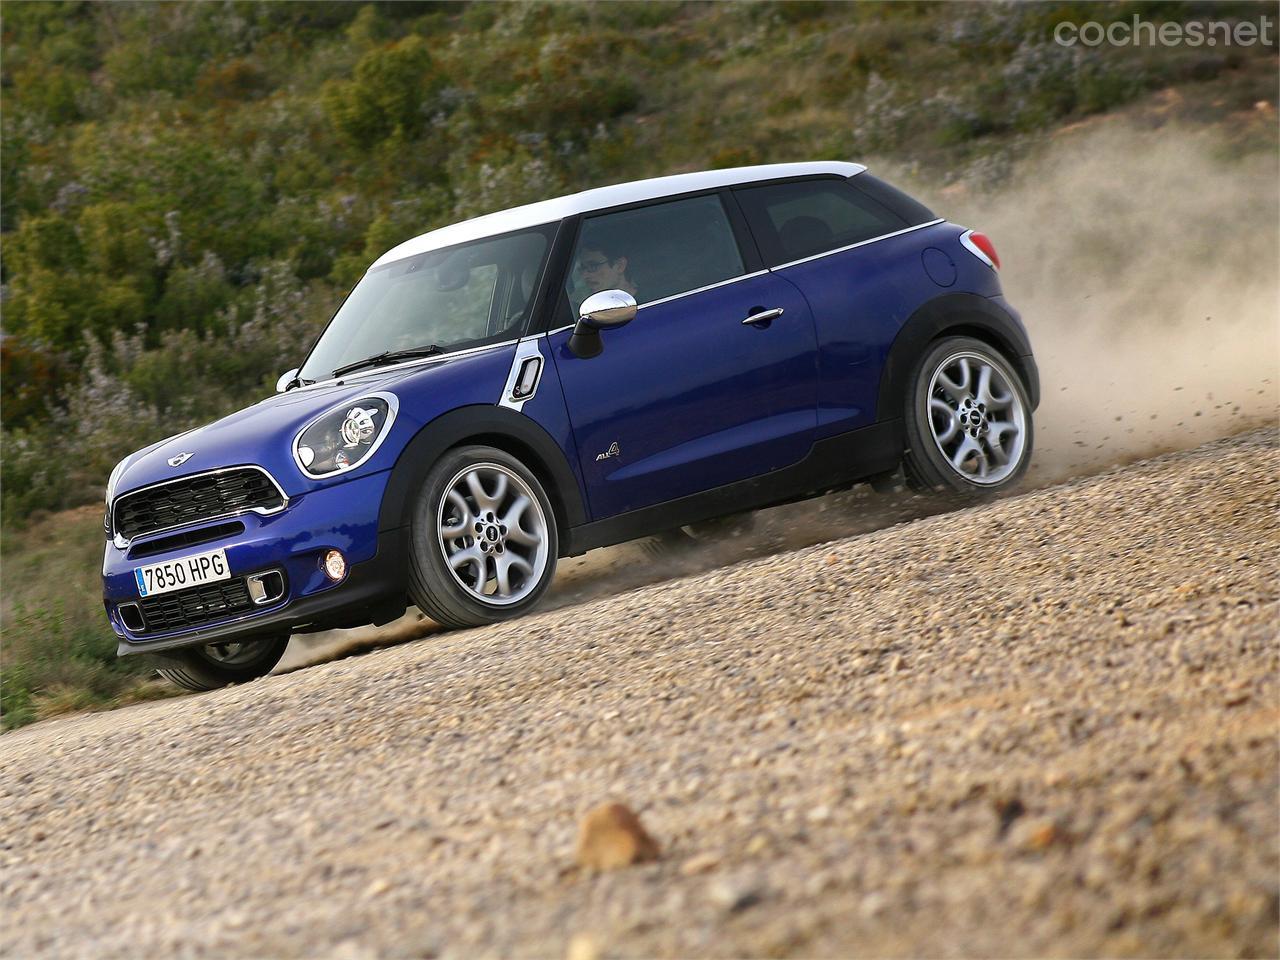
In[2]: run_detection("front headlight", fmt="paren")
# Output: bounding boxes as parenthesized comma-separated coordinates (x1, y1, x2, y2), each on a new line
(292, 392, 399, 479)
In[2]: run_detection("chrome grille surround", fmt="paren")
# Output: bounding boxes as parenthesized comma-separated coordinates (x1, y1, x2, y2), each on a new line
(110, 466, 288, 548)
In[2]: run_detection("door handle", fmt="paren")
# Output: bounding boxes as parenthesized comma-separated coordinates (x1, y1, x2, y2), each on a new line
(742, 307, 784, 326)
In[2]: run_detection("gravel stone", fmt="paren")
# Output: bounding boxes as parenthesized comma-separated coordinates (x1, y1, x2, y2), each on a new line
(1, 429, 1276, 958)
(575, 802, 661, 871)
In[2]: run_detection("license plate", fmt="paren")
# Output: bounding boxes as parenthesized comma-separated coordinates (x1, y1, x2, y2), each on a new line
(134, 548, 230, 598)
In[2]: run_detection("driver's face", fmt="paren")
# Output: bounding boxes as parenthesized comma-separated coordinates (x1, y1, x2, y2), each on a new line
(575, 249, 627, 295)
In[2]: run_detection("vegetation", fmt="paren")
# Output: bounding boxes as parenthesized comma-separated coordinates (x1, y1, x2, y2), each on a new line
(1, 506, 179, 728)
(1, 1, 1274, 727)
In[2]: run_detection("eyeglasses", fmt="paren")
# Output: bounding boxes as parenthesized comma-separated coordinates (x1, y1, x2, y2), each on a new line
(577, 257, 610, 271)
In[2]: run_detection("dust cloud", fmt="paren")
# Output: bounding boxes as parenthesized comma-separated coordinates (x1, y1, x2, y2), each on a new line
(278, 121, 1279, 671)
(939, 121, 1279, 481)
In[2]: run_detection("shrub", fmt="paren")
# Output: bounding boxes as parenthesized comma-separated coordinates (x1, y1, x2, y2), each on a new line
(154, 252, 234, 334)
(323, 35, 443, 146)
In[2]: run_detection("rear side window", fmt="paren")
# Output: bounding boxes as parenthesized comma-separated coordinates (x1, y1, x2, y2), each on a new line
(852, 174, 937, 227)
(566, 194, 745, 312)
(735, 177, 914, 267)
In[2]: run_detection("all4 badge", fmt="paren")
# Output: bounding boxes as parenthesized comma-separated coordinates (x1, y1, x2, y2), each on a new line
(595, 441, 621, 462)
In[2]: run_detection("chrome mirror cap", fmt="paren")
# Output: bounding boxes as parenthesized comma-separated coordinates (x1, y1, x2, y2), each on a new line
(579, 289, 637, 329)
(275, 368, 301, 393)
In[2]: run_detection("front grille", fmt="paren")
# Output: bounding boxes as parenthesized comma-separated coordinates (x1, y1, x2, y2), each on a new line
(113, 468, 284, 541)
(135, 578, 254, 633)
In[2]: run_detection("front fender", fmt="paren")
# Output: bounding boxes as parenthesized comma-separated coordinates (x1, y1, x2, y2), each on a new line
(376, 404, 587, 548)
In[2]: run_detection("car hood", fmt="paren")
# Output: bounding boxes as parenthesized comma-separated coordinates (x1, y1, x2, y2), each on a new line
(109, 366, 428, 501)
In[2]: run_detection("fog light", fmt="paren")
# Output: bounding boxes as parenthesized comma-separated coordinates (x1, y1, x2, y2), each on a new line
(323, 549, 347, 581)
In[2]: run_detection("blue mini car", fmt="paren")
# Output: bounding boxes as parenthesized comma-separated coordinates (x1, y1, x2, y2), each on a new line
(102, 162, 1039, 690)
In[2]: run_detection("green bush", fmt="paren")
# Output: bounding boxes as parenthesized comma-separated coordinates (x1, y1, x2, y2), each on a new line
(154, 253, 234, 334)
(1, 520, 173, 731)
(323, 35, 443, 146)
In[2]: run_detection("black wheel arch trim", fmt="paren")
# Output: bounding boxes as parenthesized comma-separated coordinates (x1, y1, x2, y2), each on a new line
(877, 294, 1040, 417)
(377, 404, 587, 541)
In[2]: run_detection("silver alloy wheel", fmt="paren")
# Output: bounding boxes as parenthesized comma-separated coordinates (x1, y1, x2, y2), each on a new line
(436, 462, 550, 606)
(926, 351, 1028, 486)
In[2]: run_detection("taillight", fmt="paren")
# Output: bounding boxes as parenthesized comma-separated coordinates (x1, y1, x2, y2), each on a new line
(961, 230, 1000, 270)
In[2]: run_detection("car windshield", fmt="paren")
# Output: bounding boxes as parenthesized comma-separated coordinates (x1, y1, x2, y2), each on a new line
(299, 224, 554, 382)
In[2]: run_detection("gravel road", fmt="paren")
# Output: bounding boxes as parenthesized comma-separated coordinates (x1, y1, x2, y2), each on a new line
(3, 428, 1277, 959)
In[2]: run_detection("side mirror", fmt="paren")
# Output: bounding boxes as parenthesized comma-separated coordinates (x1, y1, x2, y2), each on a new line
(569, 290, 637, 359)
(276, 368, 301, 393)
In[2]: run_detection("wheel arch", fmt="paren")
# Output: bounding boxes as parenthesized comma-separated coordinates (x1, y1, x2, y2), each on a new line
(377, 405, 586, 543)
(877, 293, 1040, 419)
(453, 429, 577, 536)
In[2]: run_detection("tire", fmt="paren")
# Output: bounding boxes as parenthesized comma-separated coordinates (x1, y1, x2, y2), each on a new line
(408, 445, 559, 628)
(902, 336, 1034, 495)
(155, 635, 289, 691)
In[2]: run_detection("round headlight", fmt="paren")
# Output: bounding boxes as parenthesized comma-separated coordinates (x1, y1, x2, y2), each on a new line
(293, 392, 398, 478)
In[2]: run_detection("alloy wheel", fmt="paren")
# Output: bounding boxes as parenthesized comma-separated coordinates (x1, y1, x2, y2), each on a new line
(926, 352, 1028, 485)
(436, 463, 550, 606)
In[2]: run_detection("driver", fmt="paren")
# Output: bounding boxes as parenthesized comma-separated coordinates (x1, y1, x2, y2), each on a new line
(573, 235, 639, 304)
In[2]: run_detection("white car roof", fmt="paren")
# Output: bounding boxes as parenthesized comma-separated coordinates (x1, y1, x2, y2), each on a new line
(371, 161, 866, 268)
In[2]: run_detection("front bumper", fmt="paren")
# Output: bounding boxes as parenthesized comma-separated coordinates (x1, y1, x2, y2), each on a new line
(103, 470, 409, 657)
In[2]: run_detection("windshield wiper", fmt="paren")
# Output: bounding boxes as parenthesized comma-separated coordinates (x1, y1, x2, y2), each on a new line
(332, 344, 443, 378)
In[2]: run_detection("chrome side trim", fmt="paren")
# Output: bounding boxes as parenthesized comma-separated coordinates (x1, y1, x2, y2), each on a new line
(291, 339, 518, 393)
(769, 218, 946, 271)
(112, 466, 289, 550)
(638, 270, 769, 310)
(498, 338, 546, 413)
(543, 270, 772, 338)
(291, 391, 401, 480)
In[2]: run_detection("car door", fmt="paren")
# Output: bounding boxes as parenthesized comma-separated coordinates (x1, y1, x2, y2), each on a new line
(733, 175, 940, 438)
(547, 192, 819, 520)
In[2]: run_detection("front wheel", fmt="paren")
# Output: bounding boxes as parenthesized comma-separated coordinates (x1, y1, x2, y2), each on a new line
(155, 635, 289, 691)
(902, 336, 1034, 494)
(408, 445, 559, 628)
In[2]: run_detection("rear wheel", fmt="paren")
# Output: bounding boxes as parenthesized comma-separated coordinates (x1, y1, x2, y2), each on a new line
(155, 635, 289, 691)
(902, 336, 1033, 494)
(408, 445, 558, 628)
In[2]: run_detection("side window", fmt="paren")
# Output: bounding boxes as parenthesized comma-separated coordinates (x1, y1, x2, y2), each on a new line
(850, 173, 936, 226)
(734, 178, 910, 267)
(566, 194, 745, 313)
